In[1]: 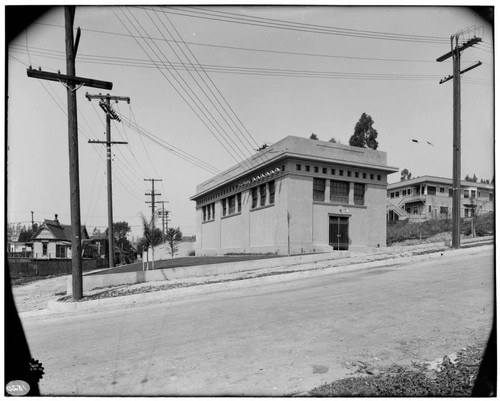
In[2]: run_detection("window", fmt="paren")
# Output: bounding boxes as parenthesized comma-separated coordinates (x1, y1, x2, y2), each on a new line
(268, 181, 275, 204)
(355, 172, 359, 178)
(363, 173, 367, 179)
(464, 189, 469, 198)
(440, 206, 448, 215)
(339, 170, 344, 176)
(390, 192, 395, 199)
(465, 209, 470, 218)
(42, 243, 48, 256)
(305, 165, 310, 172)
(354, 183, 365, 205)
(427, 186, 436, 195)
(377, 174, 382, 181)
(237, 193, 242, 212)
(330, 180, 349, 203)
(259, 184, 266, 206)
(429, 205, 432, 213)
(331, 169, 335, 175)
(282, 165, 285, 172)
(56, 244, 66, 258)
(440, 187, 445, 194)
(296, 164, 302, 171)
(370, 173, 374, 180)
(449, 188, 453, 197)
(251, 187, 258, 209)
(402, 190, 407, 196)
(407, 188, 412, 196)
(313, 178, 326, 202)
(471, 190, 476, 199)
(489, 193, 494, 201)
(222, 199, 227, 216)
(323, 167, 327, 174)
(347, 171, 351, 177)
(314, 166, 319, 173)
(395, 191, 400, 197)
(228, 196, 236, 215)
(203, 207, 207, 221)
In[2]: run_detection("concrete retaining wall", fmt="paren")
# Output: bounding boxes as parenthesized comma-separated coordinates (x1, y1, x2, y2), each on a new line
(67, 251, 350, 295)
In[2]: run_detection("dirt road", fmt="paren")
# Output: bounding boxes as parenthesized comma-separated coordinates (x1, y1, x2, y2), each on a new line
(17, 248, 494, 396)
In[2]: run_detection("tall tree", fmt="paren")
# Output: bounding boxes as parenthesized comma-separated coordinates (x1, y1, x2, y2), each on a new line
(165, 227, 183, 259)
(349, 113, 379, 150)
(329, 137, 337, 143)
(105, 221, 134, 264)
(310, 133, 318, 140)
(401, 168, 412, 181)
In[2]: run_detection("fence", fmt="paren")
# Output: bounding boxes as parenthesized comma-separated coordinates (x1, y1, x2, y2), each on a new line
(8, 258, 109, 279)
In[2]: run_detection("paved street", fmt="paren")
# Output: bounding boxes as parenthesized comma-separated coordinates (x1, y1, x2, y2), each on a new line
(20, 248, 493, 396)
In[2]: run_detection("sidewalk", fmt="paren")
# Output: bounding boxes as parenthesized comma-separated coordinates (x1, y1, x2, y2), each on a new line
(40, 237, 493, 315)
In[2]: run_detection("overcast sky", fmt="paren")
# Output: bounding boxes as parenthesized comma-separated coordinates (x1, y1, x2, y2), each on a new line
(6, 5, 494, 238)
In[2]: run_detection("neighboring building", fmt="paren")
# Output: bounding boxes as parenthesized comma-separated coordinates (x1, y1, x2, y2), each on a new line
(31, 215, 89, 259)
(386, 176, 494, 222)
(191, 135, 398, 255)
(7, 241, 33, 258)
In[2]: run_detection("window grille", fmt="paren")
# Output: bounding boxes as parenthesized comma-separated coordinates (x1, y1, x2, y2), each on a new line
(268, 181, 275, 204)
(259, 184, 267, 206)
(354, 183, 365, 205)
(251, 188, 258, 209)
(330, 180, 349, 203)
(313, 178, 326, 202)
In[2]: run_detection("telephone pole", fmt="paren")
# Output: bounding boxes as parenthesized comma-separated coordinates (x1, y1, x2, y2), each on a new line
(158, 201, 170, 236)
(145, 179, 162, 229)
(437, 31, 482, 249)
(86, 93, 130, 268)
(26, 6, 113, 300)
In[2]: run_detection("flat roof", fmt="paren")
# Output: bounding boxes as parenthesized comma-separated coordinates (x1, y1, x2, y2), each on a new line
(192, 136, 398, 199)
(388, 175, 494, 190)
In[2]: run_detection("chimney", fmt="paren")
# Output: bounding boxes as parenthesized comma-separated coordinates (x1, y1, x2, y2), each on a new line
(54, 214, 59, 224)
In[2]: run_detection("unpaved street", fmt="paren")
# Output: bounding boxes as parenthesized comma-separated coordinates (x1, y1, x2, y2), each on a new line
(19, 248, 494, 396)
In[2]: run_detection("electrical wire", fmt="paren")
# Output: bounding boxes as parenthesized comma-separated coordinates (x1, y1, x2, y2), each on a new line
(147, 6, 451, 44)
(121, 7, 254, 169)
(113, 8, 250, 168)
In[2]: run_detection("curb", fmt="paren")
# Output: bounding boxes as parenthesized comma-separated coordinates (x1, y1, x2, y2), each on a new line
(45, 243, 493, 315)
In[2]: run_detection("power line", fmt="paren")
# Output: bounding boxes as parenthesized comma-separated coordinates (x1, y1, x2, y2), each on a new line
(147, 8, 258, 158)
(147, 6, 451, 44)
(113, 8, 250, 168)
(123, 8, 255, 167)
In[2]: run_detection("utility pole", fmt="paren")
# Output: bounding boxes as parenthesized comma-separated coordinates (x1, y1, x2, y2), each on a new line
(158, 201, 170, 236)
(145, 179, 162, 229)
(86, 93, 130, 268)
(31, 211, 34, 229)
(145, 179, 162, 270)
(26, 6, 113, 301)
(437, 30, 482, 249)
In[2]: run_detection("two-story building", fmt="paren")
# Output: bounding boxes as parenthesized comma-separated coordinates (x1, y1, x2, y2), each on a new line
(191, 136, 398, 255)
(386, 176, 494, 222)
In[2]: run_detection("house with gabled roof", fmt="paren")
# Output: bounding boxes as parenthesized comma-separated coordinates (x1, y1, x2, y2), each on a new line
(191, 135, 398, 255)
(31, 214, 89, 259)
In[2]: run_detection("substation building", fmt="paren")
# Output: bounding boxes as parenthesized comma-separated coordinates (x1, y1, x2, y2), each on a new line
(191, 136, 398, 256)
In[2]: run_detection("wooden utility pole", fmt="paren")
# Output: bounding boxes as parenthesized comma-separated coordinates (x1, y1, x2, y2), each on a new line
(437, 33, 482, 249)
(158, 200, 170, 237)
(26, 6, 113, 300)
(145, 179, 162, 270)
(145, 179, 162, 230)
(86, 93, 130, 268)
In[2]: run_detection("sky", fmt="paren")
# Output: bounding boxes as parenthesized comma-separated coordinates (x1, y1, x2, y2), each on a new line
(5, 5, 495, 239)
